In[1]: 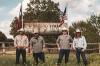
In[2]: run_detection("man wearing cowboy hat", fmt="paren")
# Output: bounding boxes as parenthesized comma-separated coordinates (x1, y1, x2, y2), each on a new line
(72, 29, 88, 66)
(30, 30, 45, 65)
(14, 28, 29, 64)
(56, 27, 72, 66)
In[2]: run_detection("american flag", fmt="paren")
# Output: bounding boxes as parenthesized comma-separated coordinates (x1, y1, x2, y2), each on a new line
(59, 7, 67, 27)
(16, 4, 23, 30)
(19, 4, 22, 22)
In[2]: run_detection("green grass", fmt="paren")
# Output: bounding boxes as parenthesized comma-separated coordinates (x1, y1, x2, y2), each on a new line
(0, 53, 100, 66)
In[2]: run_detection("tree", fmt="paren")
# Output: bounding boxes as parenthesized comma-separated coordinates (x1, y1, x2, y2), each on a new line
(69, 20, 100, 43)
(69, 21, 88, 38)
(23, 0, 60, 22)
(88, 14, 100, 35)
(0, 31, 7, 42)
(10, 17, 19, 37)
(10, 0, 61, 37)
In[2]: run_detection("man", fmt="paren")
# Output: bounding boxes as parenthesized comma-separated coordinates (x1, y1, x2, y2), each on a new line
(56, 27, 72, 66)
(73, 29, 88, 66)
(30, 30, 45, 65)
(14, 28, 29, 64)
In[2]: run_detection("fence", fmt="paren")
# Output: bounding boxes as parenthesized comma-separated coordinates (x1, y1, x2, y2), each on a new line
(0, 42, 100, 55)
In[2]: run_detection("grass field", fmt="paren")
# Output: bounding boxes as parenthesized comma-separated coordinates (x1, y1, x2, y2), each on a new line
(0, 53, 100, 66)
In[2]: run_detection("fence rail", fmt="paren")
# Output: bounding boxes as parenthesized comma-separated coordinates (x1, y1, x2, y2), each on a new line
(0, 42, 100, 55)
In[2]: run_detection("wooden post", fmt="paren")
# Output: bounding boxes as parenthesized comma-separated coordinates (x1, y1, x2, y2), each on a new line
(99, 43, 100, 54)
(2, 42, 6, 54)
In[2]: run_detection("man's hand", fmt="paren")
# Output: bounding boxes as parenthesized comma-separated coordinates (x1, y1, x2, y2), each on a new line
(71, 47, 76, 51)
(43, 48, 47, 52)
(30, 46, 33, 53)
(57, 44, 60, 50)
(58, 47, 60, 50)
(15, 46, 19, 49)
(15, 46, 27, 49)
(82, 49, 85, 52)
(24, 46, 28, 49)
(30, 46, 32, 50)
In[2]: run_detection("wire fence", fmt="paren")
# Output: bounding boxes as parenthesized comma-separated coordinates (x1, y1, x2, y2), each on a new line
(0, 42, 100, 55)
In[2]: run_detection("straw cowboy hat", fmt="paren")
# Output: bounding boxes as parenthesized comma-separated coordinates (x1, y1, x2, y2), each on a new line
(62, 27, 69, 31)
(17, 28, 24, 32)
(33, 30, 39, 34)
(75, 29, 81, 33)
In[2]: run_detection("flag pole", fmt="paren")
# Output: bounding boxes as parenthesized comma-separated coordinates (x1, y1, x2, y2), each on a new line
(66, 3, 69, 35)
(21, 3, 24, 29)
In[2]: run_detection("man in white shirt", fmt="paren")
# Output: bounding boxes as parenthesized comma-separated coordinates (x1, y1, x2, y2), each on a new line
(14, 28, 29, 64)
(73, 29, 88, 66)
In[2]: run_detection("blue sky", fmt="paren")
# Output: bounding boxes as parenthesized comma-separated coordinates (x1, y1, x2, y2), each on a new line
(0, 0, 22, 21)
(0, 0, 100, 38)
(0, 0, 23, 38)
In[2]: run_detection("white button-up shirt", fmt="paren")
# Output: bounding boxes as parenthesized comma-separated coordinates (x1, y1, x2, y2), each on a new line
(14, 35, 29, 48)
(73, 36, 87, 50)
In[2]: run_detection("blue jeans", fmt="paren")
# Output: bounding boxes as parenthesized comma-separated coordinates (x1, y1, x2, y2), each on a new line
(16, 48, 26, 64)
(33, 52, 45, 64)
(76, 48, 88, 65)
(57, 49, 70, 64)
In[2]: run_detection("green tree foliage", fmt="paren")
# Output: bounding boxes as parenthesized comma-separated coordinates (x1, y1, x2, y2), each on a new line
(23, 0, 60, 22)
(69, 14, 100, 43)
(10, 0, 60, 37)
(88, 14, 100, 35)
(10, 17, 18, 37)
(0, 31, 7, 42)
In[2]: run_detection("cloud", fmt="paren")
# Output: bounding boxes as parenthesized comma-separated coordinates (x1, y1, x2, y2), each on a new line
(9, 3, 21, 17)
(3, 0, 99, 38)
(0, 8, 4, 11)
(53, 0, 100, 26)
(0, 8, 13, 38)
(9, 0, 30, 17)
(0, 7, 5, 11)
(66, 0, 96, 14)
(6, 0, 30, 38)
(95, 5, 100, 14)
(9, 0, 100, 24)
(52, 0, 98, 22)
(0, 20, 13, 39)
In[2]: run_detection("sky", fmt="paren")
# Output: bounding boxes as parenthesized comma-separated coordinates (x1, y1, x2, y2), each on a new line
(0, 0, 100, 38)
